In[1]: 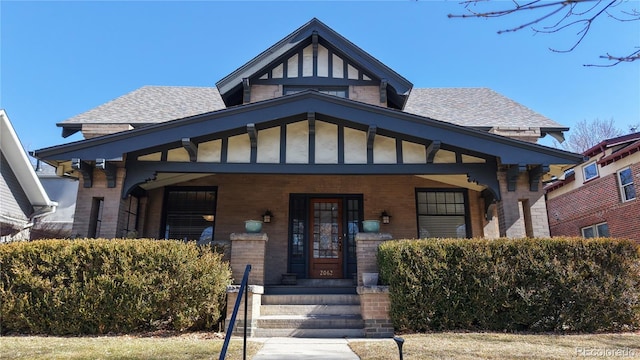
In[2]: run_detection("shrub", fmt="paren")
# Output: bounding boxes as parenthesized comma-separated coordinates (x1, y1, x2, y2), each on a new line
(378, 237, 640, 333)
(0, 239, 232, 335)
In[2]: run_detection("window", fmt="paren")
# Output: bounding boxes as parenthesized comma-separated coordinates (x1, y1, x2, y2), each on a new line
(284, 86, 348, 98)
(122, 195, 139, 237)
(88, 197, 104, 238)
(583, 161, 598, 182)
(618, 167, 636, 202)
(581, 222, 610, 238)
(162, 187, 217, 243)
(416, 190, 469, 238)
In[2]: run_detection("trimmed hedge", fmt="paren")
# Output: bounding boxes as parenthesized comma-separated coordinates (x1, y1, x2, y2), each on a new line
(378, 237, 640, 333)
(0, 239, 232, 335)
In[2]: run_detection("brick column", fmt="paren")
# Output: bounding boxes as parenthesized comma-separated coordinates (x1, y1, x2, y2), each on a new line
(225, 285, 263, 337)
(497, 170, 551, 238)
(356, 232, 392, 286)
(357, 286, 393, 338)
(230, 233, 268, 285)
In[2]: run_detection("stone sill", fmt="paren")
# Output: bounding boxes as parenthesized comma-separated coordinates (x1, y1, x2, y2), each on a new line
(226, 285, 264, 294)
(356, 285, 390, 294)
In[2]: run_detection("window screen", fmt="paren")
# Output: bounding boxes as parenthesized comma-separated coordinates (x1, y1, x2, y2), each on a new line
(163, 188, 217, 243)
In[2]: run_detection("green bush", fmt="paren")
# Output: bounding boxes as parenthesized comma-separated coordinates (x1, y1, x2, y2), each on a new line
(378, 237, 640, 333)
(0, 239, 232, 335)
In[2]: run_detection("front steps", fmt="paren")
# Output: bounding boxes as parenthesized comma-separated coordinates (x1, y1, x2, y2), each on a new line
(253, 280, 365, 338)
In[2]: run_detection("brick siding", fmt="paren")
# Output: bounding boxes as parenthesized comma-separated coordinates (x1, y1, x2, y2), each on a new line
(547, 162, 640, 242)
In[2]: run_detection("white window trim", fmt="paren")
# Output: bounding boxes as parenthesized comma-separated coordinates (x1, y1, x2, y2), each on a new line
(582, 161, 598, 182)
(617, 167, 636, 202)
(581, 222, 608, 238)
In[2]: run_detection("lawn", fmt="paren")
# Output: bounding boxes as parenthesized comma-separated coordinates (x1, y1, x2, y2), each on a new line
(2, 332, 639, 359)
(0, 332, 261, 360)
(348, 332, 640, 360)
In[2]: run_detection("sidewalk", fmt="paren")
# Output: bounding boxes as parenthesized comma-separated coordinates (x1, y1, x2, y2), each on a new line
(250, 337, 360, 360)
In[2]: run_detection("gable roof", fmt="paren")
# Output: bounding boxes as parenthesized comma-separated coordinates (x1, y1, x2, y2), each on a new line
(38, 90, 582, 167)
(1, 109, 57, 209)
(215, 18, 413, 108)
(57, 86, 567, 138)
(59, 86, 225, 137)
(404, 88, 565, 130)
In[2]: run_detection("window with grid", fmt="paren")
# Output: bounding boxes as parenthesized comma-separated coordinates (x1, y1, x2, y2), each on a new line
(618, 167, 636, 202)
(416, 190, 469, 238)
(122, 195, 139, 237)
(163, 188, 217, 242)
(581, 222, 610, 238)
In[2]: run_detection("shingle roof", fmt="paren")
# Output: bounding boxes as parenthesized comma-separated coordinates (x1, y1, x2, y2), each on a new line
(59, 86, 225, 125)
(403, 88, 564, 129)
(58, 86, 566, 130)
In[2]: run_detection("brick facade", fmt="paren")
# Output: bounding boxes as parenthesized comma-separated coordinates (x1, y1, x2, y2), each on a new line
(547, 162, 640, 242)
(497, 170, 550, 238)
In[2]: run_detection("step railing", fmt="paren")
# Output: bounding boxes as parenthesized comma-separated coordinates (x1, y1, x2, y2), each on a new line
(219, 264, 251, 360)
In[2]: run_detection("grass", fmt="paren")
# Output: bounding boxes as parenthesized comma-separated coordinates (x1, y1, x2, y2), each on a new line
(2, 332, 639, 359)
(0, 333, 261, 360)
(348, 332, 640, 360)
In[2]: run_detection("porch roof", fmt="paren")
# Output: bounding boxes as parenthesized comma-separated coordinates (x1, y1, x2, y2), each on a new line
(37, 90, 583, 167)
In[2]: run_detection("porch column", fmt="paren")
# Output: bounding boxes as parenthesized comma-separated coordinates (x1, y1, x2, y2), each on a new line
(225, 285, 264, 337)
(357, 286, 393, 338)
(72, 167, 127, 238)
(496, 170, 550, 238)
(355, 232, 392, 286)
(230, 233, 268, 285)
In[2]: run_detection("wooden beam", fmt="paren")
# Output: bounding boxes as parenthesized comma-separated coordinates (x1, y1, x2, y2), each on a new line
(426, 140, 441, 163)
(247, 123, 257, 149)
(528, 164, 549, 191)
(367, 125, 377, 151)
(308, 112, 316, 164)
(71, 158, 93, 188)
(96, 158, 116, 188)
(380, 79, 388, 104)
(242, 78, 250, 104)
(507, 163, 527, 191)
(247, 123, 258, 163)
(181, 137, 197, 162)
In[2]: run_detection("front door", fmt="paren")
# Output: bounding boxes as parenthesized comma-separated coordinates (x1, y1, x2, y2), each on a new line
(309, 198, 343, 279)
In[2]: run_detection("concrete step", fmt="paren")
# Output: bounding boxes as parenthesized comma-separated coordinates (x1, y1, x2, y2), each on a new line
(261, 304, 361, 316)
(257, 314, 364, 329)
(265, 285, 357, 295)
(261, 294, 360, 306)
(253, 327, 365, 338)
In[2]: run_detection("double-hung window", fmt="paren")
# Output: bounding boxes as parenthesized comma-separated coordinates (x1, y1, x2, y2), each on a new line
(581, 222, 610, 238)
(162, 187, 217, 243)
(618, 167, 636, 202)
(416, 189, 469, 238)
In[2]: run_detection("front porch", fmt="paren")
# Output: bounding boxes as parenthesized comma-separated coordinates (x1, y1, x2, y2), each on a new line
(226, 231, 394, 338)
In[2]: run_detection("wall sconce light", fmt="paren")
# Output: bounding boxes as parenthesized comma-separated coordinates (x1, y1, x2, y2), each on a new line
(380, 210, 391, 224)
(262, 210, 273, 223)
(202, 214, 215, 222)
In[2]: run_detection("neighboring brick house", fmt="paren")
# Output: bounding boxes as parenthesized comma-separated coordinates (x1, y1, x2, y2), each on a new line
(1, 110, 57, 242)
(546, 132, 640, 242)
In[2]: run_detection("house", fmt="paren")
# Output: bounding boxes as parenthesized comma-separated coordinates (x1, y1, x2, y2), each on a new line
(30, 161, 78, 239)
(33, 18, 583, 337)
(1, 109, 57, 242)
(546, 132, 640, 242)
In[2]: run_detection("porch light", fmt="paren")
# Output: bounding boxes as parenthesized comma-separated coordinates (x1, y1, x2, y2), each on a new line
(380, 210, 391, 224)
(262, 210, 273, 223)
(202, 214, 215, 222)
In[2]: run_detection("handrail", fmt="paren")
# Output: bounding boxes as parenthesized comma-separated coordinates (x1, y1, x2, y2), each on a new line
(219, 264, 252, 360)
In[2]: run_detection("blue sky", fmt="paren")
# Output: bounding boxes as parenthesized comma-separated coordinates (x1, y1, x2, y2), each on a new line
(2, 1, 638, 153)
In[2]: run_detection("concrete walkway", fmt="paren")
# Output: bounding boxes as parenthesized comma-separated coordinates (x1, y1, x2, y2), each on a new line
(251, 338, 360, 360)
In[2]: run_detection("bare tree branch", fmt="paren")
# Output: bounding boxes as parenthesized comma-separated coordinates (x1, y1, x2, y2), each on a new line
(449, 0, 639, 66)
